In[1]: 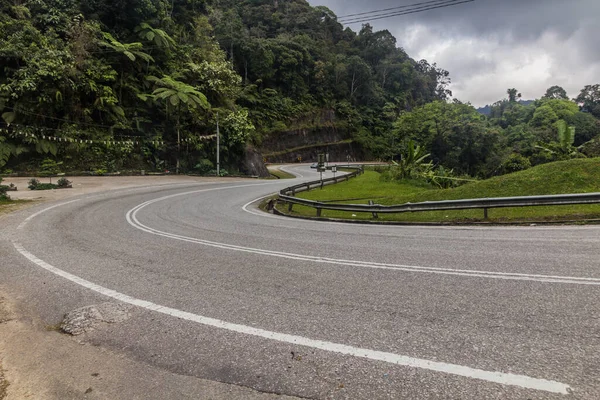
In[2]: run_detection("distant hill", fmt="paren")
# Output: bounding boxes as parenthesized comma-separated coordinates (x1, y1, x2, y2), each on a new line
(477, 100, 535, 115)
(477, 105, 492, 115)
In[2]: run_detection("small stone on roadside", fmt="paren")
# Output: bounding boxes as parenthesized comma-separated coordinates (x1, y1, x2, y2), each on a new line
(61, 302, 131, 335)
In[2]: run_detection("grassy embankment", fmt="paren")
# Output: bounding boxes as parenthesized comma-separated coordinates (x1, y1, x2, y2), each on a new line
(0, 197, 31, 216)
(282, 158, 600, 223)
(268, 167, 296, 180)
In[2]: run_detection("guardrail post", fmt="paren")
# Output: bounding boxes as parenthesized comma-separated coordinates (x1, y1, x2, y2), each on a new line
(316, 207, 322, 217)
(288, 202, 293, 212)
(306, 183, 310, 191)
(483, 208, 488, 220)
(369, 200, 379, 219)
(291, 188, 296, 196)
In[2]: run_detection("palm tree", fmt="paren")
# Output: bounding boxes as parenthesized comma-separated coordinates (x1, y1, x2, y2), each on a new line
(135, 23, 175, 50)
(146, 75, 209, 173)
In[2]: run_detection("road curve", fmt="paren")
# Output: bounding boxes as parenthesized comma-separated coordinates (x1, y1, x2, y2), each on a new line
(3, 165, 600, 399)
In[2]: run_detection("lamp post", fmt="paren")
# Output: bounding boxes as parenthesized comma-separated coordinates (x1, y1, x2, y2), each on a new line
(216, 112, 220, 177)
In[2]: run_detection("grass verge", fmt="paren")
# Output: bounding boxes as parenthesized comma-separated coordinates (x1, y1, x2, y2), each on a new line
(268, 167, 296, 180)
(0, 199, 32, 217)
(282, 158, 600, 223)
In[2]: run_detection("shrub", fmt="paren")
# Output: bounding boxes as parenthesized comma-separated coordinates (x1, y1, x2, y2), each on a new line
(28, 178, 40, 190)
(194, 159, 214, 174)
(208, 169, 229, 177)
(502, 153, 532, 174)
(57, 177, 72, 188)
(28, 178, 58, 190)
(0, 177, 8, 200)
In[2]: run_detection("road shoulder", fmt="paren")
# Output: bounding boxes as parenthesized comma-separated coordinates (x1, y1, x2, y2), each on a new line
(1, 176, 297, 399)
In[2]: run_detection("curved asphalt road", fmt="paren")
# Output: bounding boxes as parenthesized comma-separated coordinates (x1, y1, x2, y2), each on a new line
(2, 165, 600, 399)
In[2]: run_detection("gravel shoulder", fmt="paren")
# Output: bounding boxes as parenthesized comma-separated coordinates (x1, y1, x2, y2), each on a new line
(0, 175, 296, 400)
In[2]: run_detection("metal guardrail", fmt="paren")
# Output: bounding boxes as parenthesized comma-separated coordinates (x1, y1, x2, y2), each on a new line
(278, 166, 600, 219)
(279, 165, 364, 198)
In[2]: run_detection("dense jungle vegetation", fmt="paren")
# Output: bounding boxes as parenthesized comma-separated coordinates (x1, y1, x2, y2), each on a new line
(1, 0, 599, 178)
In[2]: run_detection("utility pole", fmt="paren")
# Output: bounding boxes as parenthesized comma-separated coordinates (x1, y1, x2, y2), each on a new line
(216, 112, 220, 177)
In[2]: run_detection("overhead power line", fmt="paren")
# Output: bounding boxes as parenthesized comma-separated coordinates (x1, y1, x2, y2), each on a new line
(338, 0, 475, 25)
(337, 0, 456, 20)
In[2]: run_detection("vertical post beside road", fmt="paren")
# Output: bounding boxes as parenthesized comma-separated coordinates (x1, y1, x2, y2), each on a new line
(216, 112, 220, 177)
(369, 200, 379, 219)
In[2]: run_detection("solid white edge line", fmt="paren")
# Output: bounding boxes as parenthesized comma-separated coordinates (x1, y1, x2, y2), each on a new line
(128, 189, 600, 285)
(12, 241, 572, 395)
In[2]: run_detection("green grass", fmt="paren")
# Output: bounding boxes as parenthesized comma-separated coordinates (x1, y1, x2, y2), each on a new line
(268, 167, 296, 180)
(0, 198, 31, 216)
(283, 158, 600, 223)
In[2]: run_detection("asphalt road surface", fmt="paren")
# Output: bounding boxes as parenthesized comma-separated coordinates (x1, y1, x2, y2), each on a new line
(2, 165, 600, 399)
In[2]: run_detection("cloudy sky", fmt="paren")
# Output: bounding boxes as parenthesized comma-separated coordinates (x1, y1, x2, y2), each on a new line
(306, 0, 600, 107)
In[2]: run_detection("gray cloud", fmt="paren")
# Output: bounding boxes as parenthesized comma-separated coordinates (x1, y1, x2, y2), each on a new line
(307, 0, 600, 106)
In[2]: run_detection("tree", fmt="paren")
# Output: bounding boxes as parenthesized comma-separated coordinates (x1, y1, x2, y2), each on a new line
(535, 120, 582, 160)
(572, 112, 600, 146)
(507, 88, 522, 103)
(530, 105, 558, 128)
(543, 85, 568, 100)
(98, 32, 154, 103)
(146, 75, 210, 173)
(575, 84, 600, 118)
(346, 55, 372, 102)
(393, 101, 498, 176)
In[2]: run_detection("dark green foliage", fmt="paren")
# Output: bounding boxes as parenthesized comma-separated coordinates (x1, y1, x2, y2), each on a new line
(502, 153, 531, 174)
(0, 177, 9, 200)
(56, 177, 72, 187)
(0, 0, 450, 174)
(193, 159, 214, 174)
(575, 84, 600, 118)
(28, 178, 59, 190)
(580, 137, 600, 158)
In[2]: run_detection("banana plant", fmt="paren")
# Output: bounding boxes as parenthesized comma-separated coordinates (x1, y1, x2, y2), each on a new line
(398, 139, 431, 179)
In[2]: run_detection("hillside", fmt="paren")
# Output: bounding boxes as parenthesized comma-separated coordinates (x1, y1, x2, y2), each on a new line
(0, 0, 449, 174)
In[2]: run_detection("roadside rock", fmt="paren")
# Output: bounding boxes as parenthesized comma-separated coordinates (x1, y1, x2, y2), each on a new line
(242, 146, 270, 178)
(61, 303, 131, 336)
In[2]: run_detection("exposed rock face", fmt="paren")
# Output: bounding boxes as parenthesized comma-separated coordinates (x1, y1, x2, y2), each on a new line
(241, 146, 270, 177)
(259, 118, 363, 164)
(255, 109, 366, 165)
(61, 303, 132, 335)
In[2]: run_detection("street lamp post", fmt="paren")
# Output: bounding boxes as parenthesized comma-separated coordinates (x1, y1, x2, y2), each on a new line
(216, 112, 220, 177)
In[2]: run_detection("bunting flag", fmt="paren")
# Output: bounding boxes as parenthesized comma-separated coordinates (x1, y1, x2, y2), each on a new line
(0, 126, 218, 146)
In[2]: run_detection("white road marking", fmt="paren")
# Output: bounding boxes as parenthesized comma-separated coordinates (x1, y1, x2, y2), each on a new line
(241, 194, 281, 219)
(241, 194, 600, 241)
(127, 189, 600, 285)
(17, 199, 81, 230)
(12, 241, 573, 395)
